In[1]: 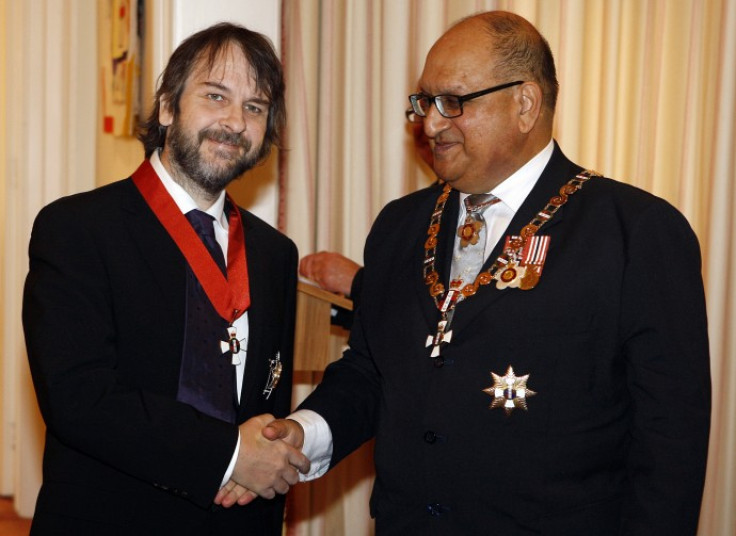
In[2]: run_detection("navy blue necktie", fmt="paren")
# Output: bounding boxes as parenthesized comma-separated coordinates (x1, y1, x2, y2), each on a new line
(176, 209, 237, 423)
(185, 209, 227, 275)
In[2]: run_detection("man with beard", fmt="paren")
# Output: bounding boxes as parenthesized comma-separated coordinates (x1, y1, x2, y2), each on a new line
(22, 23, 308, 534)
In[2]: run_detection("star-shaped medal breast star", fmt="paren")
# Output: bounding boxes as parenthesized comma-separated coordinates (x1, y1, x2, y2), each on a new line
(483, 365, 536, 415)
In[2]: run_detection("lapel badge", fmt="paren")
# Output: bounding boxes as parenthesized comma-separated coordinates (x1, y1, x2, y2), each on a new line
(263, 352, 282, 399)
(483, 365, 536, 415)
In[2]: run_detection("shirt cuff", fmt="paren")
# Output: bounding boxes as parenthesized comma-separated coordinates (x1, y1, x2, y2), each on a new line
(221, 432, 241, 488)
(289, 409, 333, 481)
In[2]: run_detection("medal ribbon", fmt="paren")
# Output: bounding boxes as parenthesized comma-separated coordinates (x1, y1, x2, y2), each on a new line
(131, 160, 250, 323)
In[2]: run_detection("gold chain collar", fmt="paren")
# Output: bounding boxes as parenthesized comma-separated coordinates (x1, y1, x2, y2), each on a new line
(423, 170, 599, 311)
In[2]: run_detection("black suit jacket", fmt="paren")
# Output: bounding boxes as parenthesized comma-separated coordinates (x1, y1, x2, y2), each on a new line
(23, 172, 298, 535)
(299, 144, 710, 535)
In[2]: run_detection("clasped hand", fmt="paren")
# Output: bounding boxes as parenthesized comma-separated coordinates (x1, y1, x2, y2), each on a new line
(214, 415, 307, 507)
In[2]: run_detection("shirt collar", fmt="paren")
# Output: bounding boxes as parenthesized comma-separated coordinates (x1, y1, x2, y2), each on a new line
(459, 139, 554, 213)
(149, 149, 228, 227)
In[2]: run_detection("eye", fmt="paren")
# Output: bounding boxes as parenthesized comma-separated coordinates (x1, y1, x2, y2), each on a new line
(244, 103, 266, 115)
(207, 93, 225, 102)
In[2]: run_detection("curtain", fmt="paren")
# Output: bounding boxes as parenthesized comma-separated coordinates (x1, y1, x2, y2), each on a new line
(699, 0, 736, 533)
(0, 0, 98, 516)
(281, 0, 736, 535)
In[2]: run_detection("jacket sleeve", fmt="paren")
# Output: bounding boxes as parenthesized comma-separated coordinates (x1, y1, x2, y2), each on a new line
(618, 201, 710, 535)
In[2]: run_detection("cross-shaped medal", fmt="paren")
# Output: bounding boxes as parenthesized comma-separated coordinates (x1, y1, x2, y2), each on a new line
(425, 289, 460, 357)
(220, 325, 246, 365)
(426, 319, 453, 357)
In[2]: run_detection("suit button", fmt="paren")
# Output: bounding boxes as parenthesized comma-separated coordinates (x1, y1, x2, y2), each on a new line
(426, 503, 449, 516)
(434, 356, 444, 368)
(424, 431, 437, 444)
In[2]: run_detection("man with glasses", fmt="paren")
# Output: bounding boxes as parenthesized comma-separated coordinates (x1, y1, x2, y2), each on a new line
(250, 11, 711, 534)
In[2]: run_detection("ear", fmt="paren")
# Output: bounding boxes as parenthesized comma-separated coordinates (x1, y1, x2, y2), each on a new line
(159, 95, 174, 127)
(516, 82, 542, 134)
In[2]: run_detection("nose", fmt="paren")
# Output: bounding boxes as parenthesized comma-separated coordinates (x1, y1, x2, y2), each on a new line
(422, 103, 451, 140)
(220, 103, 246, 134)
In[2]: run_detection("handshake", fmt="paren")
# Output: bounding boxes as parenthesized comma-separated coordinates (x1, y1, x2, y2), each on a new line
(214, 415, 309, 508)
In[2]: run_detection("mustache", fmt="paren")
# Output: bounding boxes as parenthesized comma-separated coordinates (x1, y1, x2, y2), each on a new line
(199, 128, 251, 150)
(432, 134, 457, 146)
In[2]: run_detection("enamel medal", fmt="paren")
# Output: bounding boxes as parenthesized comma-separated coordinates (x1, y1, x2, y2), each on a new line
(483, 365, 536, 415)
(221, 325, 245, 365)
(494, 235, 549, 290)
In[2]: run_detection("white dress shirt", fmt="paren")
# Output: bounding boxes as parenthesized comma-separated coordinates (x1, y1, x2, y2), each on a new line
(456, 139, 554, 258)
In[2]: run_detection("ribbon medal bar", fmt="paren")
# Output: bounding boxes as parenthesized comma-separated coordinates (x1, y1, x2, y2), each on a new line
(495, 235, 550, 290)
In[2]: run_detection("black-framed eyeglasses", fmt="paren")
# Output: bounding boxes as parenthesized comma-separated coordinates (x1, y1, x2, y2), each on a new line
(408, 80, 524, 119)
(405, 108, 422, 124)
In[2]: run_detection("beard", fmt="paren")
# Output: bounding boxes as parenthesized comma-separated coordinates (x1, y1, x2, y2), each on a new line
(166, 119, 263, 196)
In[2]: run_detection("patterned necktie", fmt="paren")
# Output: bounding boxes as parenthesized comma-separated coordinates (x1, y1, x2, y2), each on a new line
(176, 209, 236, 423)
(450, 193, 500, 285)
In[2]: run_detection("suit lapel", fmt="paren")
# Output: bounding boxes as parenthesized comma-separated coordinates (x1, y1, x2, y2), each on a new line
(413, 186, 461, 332)
(238, 212, 273, 413)
(121, 179, 186, 311)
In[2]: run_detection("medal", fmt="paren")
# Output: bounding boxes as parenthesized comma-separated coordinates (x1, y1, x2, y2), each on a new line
(425, 290, 460, 357)
(133, 161, 258, 369)
(426, 319, 453, 358)
(220, 325, 246, 365)
(457, 218, 483, 247)
(519, 266, 541, 290)
(263, 352, 282, 399)
(483, 365, 536, 414)
(495, 261, 526, 289)
(494, 234, 550, 290)
(132, 161, 250, 323)
(458, 194, 501, 248)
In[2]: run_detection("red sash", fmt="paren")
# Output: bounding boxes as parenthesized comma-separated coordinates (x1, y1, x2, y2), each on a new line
(131, 160, 250, 323)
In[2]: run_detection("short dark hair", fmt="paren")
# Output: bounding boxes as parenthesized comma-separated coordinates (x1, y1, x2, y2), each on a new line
(477, 11, 559, 113)
(137, 22, 286, 160)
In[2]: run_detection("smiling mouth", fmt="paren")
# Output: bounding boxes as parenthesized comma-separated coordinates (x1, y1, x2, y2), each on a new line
(207, 136, 241, 148)
(204, 138, 247, 160)
(433, 140, 459, 156)
(201, 127, 246, 146)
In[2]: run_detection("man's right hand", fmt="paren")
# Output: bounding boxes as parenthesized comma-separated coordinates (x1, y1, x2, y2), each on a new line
(299, 251, 361, 296)
(229, 414, 310, 500)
